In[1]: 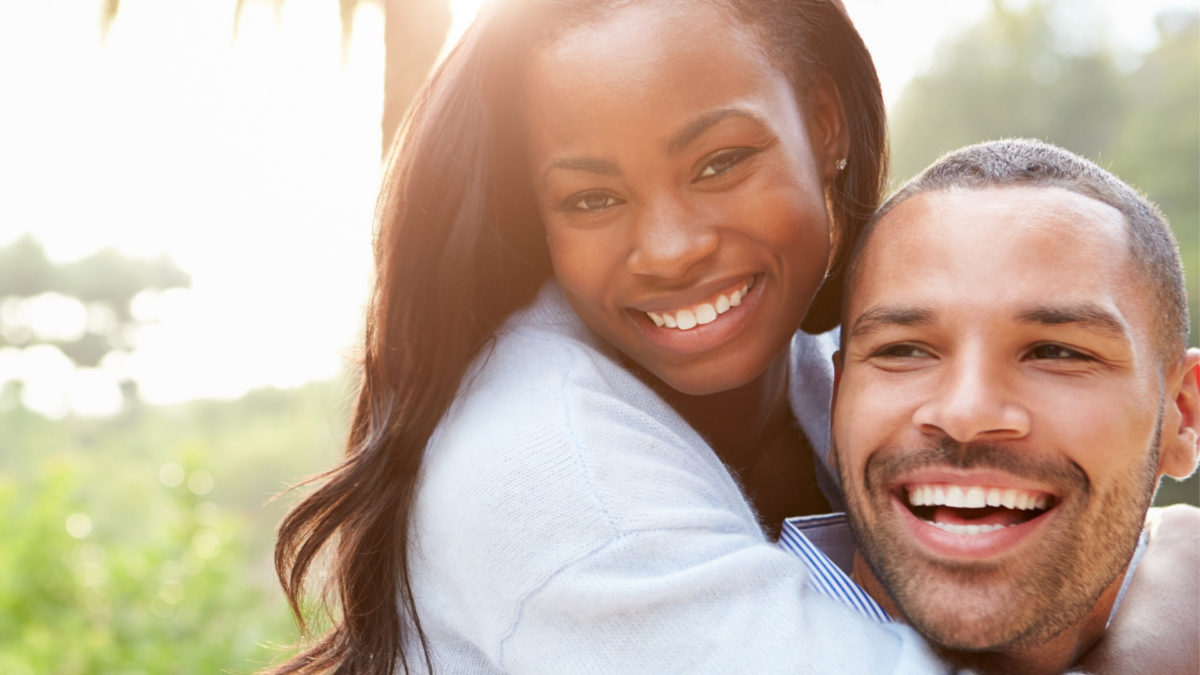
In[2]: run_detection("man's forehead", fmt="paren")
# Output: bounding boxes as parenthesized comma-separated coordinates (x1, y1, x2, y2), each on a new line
(855, 186, 1131, 291)
(846, 185, 1148, 339)
(873, 185, 1126, 250)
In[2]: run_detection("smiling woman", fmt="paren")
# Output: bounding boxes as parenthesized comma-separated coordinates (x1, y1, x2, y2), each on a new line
(262, 1, 1200, 673)
(269, 1, 950, 673)
(527, 7, 839, 400)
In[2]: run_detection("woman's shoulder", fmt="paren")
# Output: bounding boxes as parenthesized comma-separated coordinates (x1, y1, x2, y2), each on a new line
(440, 283, 701, 455)
(409, 285, 765, 658)
(417, 281, 753, 538)
(421, 284, 748, 532)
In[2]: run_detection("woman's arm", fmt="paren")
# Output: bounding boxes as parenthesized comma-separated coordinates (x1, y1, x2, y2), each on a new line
(1074, 503, 1200, 673)
(409, 326, 950, 674)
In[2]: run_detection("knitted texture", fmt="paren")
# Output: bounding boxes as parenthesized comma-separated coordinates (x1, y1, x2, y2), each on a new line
(407, 283, 948, 674)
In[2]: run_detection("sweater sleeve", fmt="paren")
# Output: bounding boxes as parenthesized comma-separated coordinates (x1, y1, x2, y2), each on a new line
(409, 329, 949, 674)
(504, 527, 947, 673)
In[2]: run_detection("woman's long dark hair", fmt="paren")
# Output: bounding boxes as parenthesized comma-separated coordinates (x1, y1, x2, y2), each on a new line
(270, 1, 886, 673)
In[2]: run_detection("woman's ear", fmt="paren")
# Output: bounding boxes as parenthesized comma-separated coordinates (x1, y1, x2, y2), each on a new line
(1157, 348, 1200, 479)
(809, 77, 850, 182)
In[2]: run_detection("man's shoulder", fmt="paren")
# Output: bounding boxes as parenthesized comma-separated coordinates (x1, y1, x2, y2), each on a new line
(779, 513, 893, 624)
(781, 513, 856, 576)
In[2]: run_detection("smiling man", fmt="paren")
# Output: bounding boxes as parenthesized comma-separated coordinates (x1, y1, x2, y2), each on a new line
(828, 139, 1200, 674)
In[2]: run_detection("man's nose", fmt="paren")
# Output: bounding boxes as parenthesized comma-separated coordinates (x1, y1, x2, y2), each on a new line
(911, 352, 1031, 443)
(626, 195, 718, 280)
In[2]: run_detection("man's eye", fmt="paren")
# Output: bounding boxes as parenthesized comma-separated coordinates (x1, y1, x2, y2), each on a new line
(872, 344, 932, 359)
(1028, 344, 1090, 361)
(696, 148, 755, 180)
(560, 192, 620, 212)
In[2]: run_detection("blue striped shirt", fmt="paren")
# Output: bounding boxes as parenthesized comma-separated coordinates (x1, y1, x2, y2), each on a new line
(779, 512, 1149, 628)
(777, 513, 892, 623)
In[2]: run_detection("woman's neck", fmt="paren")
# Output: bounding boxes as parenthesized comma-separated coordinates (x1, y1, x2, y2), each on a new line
(631, 352, 833, 530)
(660, 353, 791, 466)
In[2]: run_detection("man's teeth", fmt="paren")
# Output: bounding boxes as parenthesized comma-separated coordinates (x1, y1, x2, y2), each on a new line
(646, 280, 752, 331)
(906, 484, 1050, 511)
(928, 521, 1009, 536)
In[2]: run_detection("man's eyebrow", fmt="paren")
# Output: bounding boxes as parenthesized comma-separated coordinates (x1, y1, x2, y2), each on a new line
(847, 306, 934, 342)
(666, 108, 763, 155)
(1016, 304, 1129, 339)
(542, 157, 620, 186)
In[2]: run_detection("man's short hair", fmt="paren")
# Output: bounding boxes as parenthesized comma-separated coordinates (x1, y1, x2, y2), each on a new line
(847, 138, 1189, 361)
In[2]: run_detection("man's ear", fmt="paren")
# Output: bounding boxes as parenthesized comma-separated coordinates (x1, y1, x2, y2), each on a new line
(1158, 348, 1200, 479)
(829, 350, 844, 470)
(832, 349, 844, 394)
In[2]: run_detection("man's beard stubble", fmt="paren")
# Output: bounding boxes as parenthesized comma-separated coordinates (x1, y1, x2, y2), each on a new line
(835, 436, 1159, 654)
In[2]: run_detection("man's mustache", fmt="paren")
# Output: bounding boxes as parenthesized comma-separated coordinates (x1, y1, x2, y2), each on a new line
(862, 437, 1089, 496)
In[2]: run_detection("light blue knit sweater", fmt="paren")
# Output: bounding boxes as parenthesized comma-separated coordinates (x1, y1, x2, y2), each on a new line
(406, 283, 948, 673)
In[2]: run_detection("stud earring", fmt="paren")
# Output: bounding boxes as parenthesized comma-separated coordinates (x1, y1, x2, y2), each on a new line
(835, 158, 848, 172)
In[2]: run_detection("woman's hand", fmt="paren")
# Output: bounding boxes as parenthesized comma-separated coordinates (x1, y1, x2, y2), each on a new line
(1074, 503, 1200, 673)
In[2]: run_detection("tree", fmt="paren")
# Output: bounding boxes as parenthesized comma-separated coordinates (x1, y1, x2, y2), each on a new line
(1107, 11, 1200, 300)
(889, 0, 1130, 181)
(103, 0, 452, 156)
(0, 235, 190, 408)
(889, 0, 1198, 347)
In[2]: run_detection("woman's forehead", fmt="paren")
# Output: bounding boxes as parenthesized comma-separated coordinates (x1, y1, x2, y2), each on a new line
(527, 1, 764, 73)
(521, 3, 785, 124)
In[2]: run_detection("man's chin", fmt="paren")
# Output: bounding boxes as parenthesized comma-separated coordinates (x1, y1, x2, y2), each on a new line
(892, 576, 1043, 652)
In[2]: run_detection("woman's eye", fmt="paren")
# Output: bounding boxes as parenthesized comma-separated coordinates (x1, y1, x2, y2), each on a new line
(560, 192, 620, 212)
(696, 148, 755, 180)
(1028, 344, 1090, 361)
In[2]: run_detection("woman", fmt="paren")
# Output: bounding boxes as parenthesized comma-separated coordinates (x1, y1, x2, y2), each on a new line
(272, 1, 1191, 673)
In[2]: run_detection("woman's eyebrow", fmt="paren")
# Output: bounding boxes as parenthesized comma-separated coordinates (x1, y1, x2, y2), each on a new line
(540, 108, 764, 186)
(541, 157, 620, 186)
(666, 107, 763, 155)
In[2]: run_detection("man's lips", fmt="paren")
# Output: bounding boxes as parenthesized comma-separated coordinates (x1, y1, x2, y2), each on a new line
(887, 472, 1061, 558)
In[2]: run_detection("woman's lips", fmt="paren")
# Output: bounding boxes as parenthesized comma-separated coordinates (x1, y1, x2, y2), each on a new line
(630, 275, 763, 355)
(644, 278, 755, 330)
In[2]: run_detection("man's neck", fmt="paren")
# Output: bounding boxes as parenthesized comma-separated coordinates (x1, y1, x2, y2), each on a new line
(851, 551, 1125, 675)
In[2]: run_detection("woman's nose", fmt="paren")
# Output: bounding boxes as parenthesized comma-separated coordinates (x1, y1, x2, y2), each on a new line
(911, 354, 1031, 443)
(626, 196, 719, 280)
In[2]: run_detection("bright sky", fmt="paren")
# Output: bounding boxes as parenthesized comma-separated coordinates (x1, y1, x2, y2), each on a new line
(0, 0, 1192, 417)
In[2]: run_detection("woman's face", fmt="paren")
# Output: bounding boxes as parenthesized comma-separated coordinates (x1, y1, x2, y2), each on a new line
(524, 2, 845, 396)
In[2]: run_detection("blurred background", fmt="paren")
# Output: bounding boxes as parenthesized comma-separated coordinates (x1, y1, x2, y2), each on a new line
(1, 0, 1195, 671)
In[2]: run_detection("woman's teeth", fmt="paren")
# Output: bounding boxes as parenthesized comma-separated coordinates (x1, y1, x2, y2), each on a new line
(646, 280, 752, 331)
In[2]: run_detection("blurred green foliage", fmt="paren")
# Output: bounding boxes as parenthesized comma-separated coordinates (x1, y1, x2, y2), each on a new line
(0, 378, 349, 673)
(0, 236, 189, 387)
(889, 1, 1200, 349)
(6, 2, 1198, 671)
(0, 236, 189, 327)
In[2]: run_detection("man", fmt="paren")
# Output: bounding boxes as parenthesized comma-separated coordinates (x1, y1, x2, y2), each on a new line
(811, 138, 1198, 673)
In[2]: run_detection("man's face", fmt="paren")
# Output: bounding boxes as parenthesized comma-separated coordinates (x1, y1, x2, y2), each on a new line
(832, 186, 1191, 652)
